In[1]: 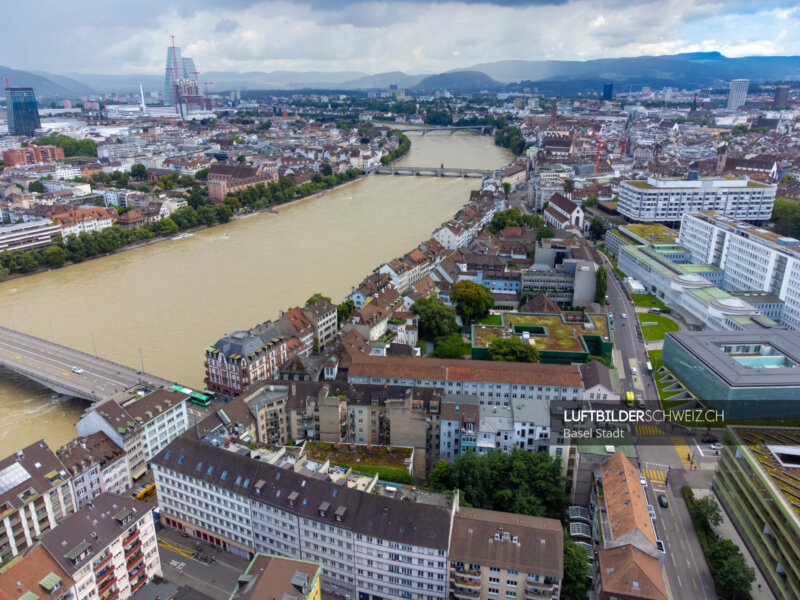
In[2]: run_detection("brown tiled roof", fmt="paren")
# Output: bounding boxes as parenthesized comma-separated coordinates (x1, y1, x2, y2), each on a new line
(0, 440, 70, 511)
(597, 545, 668, 600)
(232, 554, 321, 600)
(450, 507, 563, 577)
(0, 545, 72, 600)
(601, 452, 656, 548)
(121, 388, 189, 425)
(59, 431, 125, 474)
(520, 293, 561, 314)
(579, 360, 614, 391)
(548, 192, 578, 214)
(348, 356, 582, 387)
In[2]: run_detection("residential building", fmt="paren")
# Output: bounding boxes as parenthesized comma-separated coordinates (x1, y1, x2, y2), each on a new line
(303, 299, 339, 347)
(596, 544, 667, 600)
(714, 426, 800, 599)
(347, 356, 583, 404)
(618, 175, 775, 224)
(0, 545, 74, 600)
(230, 554, 322, 600)
(118, 388, 190, 461)
(76, 401, 146, 480)
(51, 207, 116, 240)
(6, 87, 41, 136)
(0, 219, 62, 253)
(0, 440, 77, 558)
(678, 211, 800, 330)
(662, 330, 800, 420)
(2, 145, 65, 166)
(449, 507, 563, 600)
(579, 360, 620, 403)
(207, 164, 279, 202)
(41, 493, 162, 600)
(774, 85, 790, 109)
(58, 431, 131, 506)
(726, 78, 749, 110)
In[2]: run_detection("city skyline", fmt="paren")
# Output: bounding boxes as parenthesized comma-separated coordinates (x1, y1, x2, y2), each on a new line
(4, 1, 800, 75)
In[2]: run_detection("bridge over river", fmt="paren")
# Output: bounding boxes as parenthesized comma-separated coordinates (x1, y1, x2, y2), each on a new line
(371, 165, 495, 178)
(395, 125, 492, 136)
(0, 325, 171, 402)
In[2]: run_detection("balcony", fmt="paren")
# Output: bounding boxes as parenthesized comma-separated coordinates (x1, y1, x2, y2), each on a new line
(131, 575, 147, 595)
(452, 588, 480, 599)
(452, 566, 481, 579)
(98, 575, 116, 597)
(95, 565, 115, 587)
(453, 577, 481, 589)
(122, 528, 140, 547)
(124, 540, 142, 557)
(93, 553, 113, 573)
(127, 551, 144, 570)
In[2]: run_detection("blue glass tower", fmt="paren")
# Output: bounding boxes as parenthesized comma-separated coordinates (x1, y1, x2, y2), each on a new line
(6, 88, 41, 136)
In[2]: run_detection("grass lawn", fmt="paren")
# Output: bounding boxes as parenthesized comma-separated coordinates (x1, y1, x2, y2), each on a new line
(475, 314, 503, 326)
(631, 293, 667, 310)
(637, 313, 679, 342)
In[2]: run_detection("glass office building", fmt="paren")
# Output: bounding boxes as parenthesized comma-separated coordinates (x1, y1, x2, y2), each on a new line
(6, 87, 41, 136)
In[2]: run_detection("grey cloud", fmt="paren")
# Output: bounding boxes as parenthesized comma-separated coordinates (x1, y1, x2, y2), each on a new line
(214, 19, 239, 32)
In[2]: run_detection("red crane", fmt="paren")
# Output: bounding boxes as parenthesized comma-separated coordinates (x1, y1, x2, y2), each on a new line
(170, 35, 181, 115)
(202, 82, 213, 110)
(1, 75, 21, 88)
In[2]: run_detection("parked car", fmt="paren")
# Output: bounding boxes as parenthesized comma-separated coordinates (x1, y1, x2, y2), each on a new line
(710, 443, 723, 450)
(657, 494, 669, 508)
(702, 435, 719, 443)
(72, 366, 85, 374)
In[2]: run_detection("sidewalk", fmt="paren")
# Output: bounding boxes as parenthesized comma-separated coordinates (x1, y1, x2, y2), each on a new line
(693, 488, 777, 600)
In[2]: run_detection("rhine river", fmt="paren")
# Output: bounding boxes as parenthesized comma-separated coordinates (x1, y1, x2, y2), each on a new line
(0, 132, 512, 455)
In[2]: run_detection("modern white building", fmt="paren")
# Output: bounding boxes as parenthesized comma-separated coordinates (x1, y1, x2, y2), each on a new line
(679, 211, 800, 330)
(0, 440, 78, 558)
(727, 79, 749, 110)
(618, 175, 775, 224)
(41, 493, 161, 600)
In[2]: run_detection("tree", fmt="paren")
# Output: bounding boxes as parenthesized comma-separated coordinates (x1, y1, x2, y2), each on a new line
(488, 337, 540, 363)
(589, 216, 606, 241)
(707, 539, 755, 600)
(130, 163, 147, 180)
(691, 496, 723, 531)
(780, 173, 796, 184)
(502, 182, 511, 196)
(428, 460, 450, 490)
(563, 179, 574, 193)
(28, 180, 46, 193)
(410, 296, 458, 340)
(306, 292, 332, 305)
(561, 537, 589, 600)
(337, 299, 355, 324)
(321, 163, 333, 177)
(432, 332, 467, 359)
(450, 280, 494, 326)
(195, 168, 209, 181)
(41, 245, 68, 267)
(594, 265, 607, 304)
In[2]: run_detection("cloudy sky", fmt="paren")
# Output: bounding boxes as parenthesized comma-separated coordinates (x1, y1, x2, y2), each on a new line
(6, 0, 800, 75)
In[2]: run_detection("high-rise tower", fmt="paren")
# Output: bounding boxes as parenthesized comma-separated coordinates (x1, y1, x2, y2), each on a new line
(5, 87, 41, 136)
(726, 79, 749, 110)
(163, 45, 198, 106)
(774, 85, 790, 110)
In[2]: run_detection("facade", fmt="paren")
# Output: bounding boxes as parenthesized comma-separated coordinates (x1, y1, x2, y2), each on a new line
(679, 211, 800, 330)
(0, 440, 77, 558)
(6, 87, 41, 136)
(76, 401, 147, 480)
(662, 330, 800, 420)
(51, 207, 116, 240)
(618, 176, 775, 224)
(58, 431, 131, 506)
(0, 219, 62, 253)
(726, 78, 749, 110)
(347, 356, 583, 405)
(163, 46, 196, 106)
(603, 223, 679, 257)
(119, 388, 190, 461)
(774, 85, 790, 109)
(207, 164, 279, 202)
(449, 507, 563, 600)
(543, 193, 584, 232)
(41, 493, 162, 600)
(303, 299, 339, 346)
(2, 144, 65, 166)
(230, 554, 322, 600)
(715, 426, 800, 599)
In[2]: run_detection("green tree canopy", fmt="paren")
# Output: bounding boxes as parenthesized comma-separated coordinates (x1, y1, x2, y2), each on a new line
(589, 216, 606, 242)
(594, 265, 608, 304)
(34, 135, 97, 157)
(561, 537, 589, 600)
(130, 163, 147, 180)
(28, 180, 46, 193)
(431, 332, 467, 359)
(306, 292, 332, 305)
(337, 299, 355, 324)
(707, 539, 756, 600)
(194, 168, 209, 181)
(690, 496, 723, 532)
(410, 296, 458, 340)
(450, 280, 494, 325)
(488, 337, 540, 363)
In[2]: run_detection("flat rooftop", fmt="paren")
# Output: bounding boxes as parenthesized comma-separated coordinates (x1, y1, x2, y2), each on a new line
(621, 223, 679, 245)
(495, 312, 610, 353)
(666, 329, 800, 388)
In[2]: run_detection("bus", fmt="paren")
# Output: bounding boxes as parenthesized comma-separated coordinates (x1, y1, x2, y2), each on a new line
(169, 384, 213, 407)
(626, 391, 635, 407)
(135, 482, 156, 501)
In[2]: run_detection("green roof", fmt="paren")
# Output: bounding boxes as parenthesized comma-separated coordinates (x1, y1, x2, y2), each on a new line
(17, 592, 39, 600)
(64, 540, 92, 560)
(38, 573, 62, 591)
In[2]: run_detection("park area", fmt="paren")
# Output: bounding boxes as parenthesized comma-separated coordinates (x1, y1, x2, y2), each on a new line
(303, 441, 413, 484)
(630, 293, 667, 310)
(637, 313, 679, 341)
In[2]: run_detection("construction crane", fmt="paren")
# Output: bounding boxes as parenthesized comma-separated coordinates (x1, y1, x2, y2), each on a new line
(170, 34, 181, 116)
(1, 75, 21, 88)
(595, 135, 607, 174)
(202, 82, 213, 110)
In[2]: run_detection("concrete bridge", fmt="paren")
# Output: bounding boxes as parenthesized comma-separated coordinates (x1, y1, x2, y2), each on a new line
(0, 325, 171, 402)
(396, 126, 491, 136)
(372, 165, 495, 178)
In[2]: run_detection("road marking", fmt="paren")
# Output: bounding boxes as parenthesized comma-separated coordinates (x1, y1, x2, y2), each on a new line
(677, 576, 682, 588)
(671, 437, 694, 469)
(680, 539, 685, 551)
(695, 444, 705, 457)
(644, 468, 665, 483)
(675, 522, 679, 533)
(693, 578, 697, 590)
(671, 554, 676, 566)
(158, 539, 193, 559)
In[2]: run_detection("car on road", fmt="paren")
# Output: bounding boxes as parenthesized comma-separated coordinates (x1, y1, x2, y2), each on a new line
(71, 366, 85, 374)
(657, 494, 669, 508)
(702, 435, 719, 443)
(631, 367, 638, 375)
(621, 313, 627, 319)
(640, 475, 647, 488)
(710, 443, 723, 450)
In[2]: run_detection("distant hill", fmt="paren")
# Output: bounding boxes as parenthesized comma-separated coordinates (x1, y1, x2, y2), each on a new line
(0, 66, 92, 99)
(414, 70, 501, 92)
(338, 71, 427, 90)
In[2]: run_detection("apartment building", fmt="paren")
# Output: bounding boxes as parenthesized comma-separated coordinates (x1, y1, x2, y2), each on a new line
(153, 434, 563, 600)
(0, 545, 74, 600)
(449, 507, 563, 600)
(41, 493, 162, 600)
(618, 175, 775, 224)
(230, 554, 322, 600)
(2, 144, 65, 166)
(51, 207, 116, 240)
(119, 388, 189, 461)
(0, 219, 62, 253)
(347, 357, 583, 405)
(0, 440, 77, 558)
(58, 431, 131, 506)
(303, 298, 339, 346)
(77, 401, 146, 480)
(679, 211, 800, 330)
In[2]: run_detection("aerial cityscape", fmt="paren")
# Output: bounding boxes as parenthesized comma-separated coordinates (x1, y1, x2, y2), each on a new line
(2, 2, 800, 600)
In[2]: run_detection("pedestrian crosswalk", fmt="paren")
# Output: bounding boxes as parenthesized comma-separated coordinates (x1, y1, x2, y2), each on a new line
(672, 437, 695, 469)
(642, 468, 666, 483)
(634, 424, 668, 437)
